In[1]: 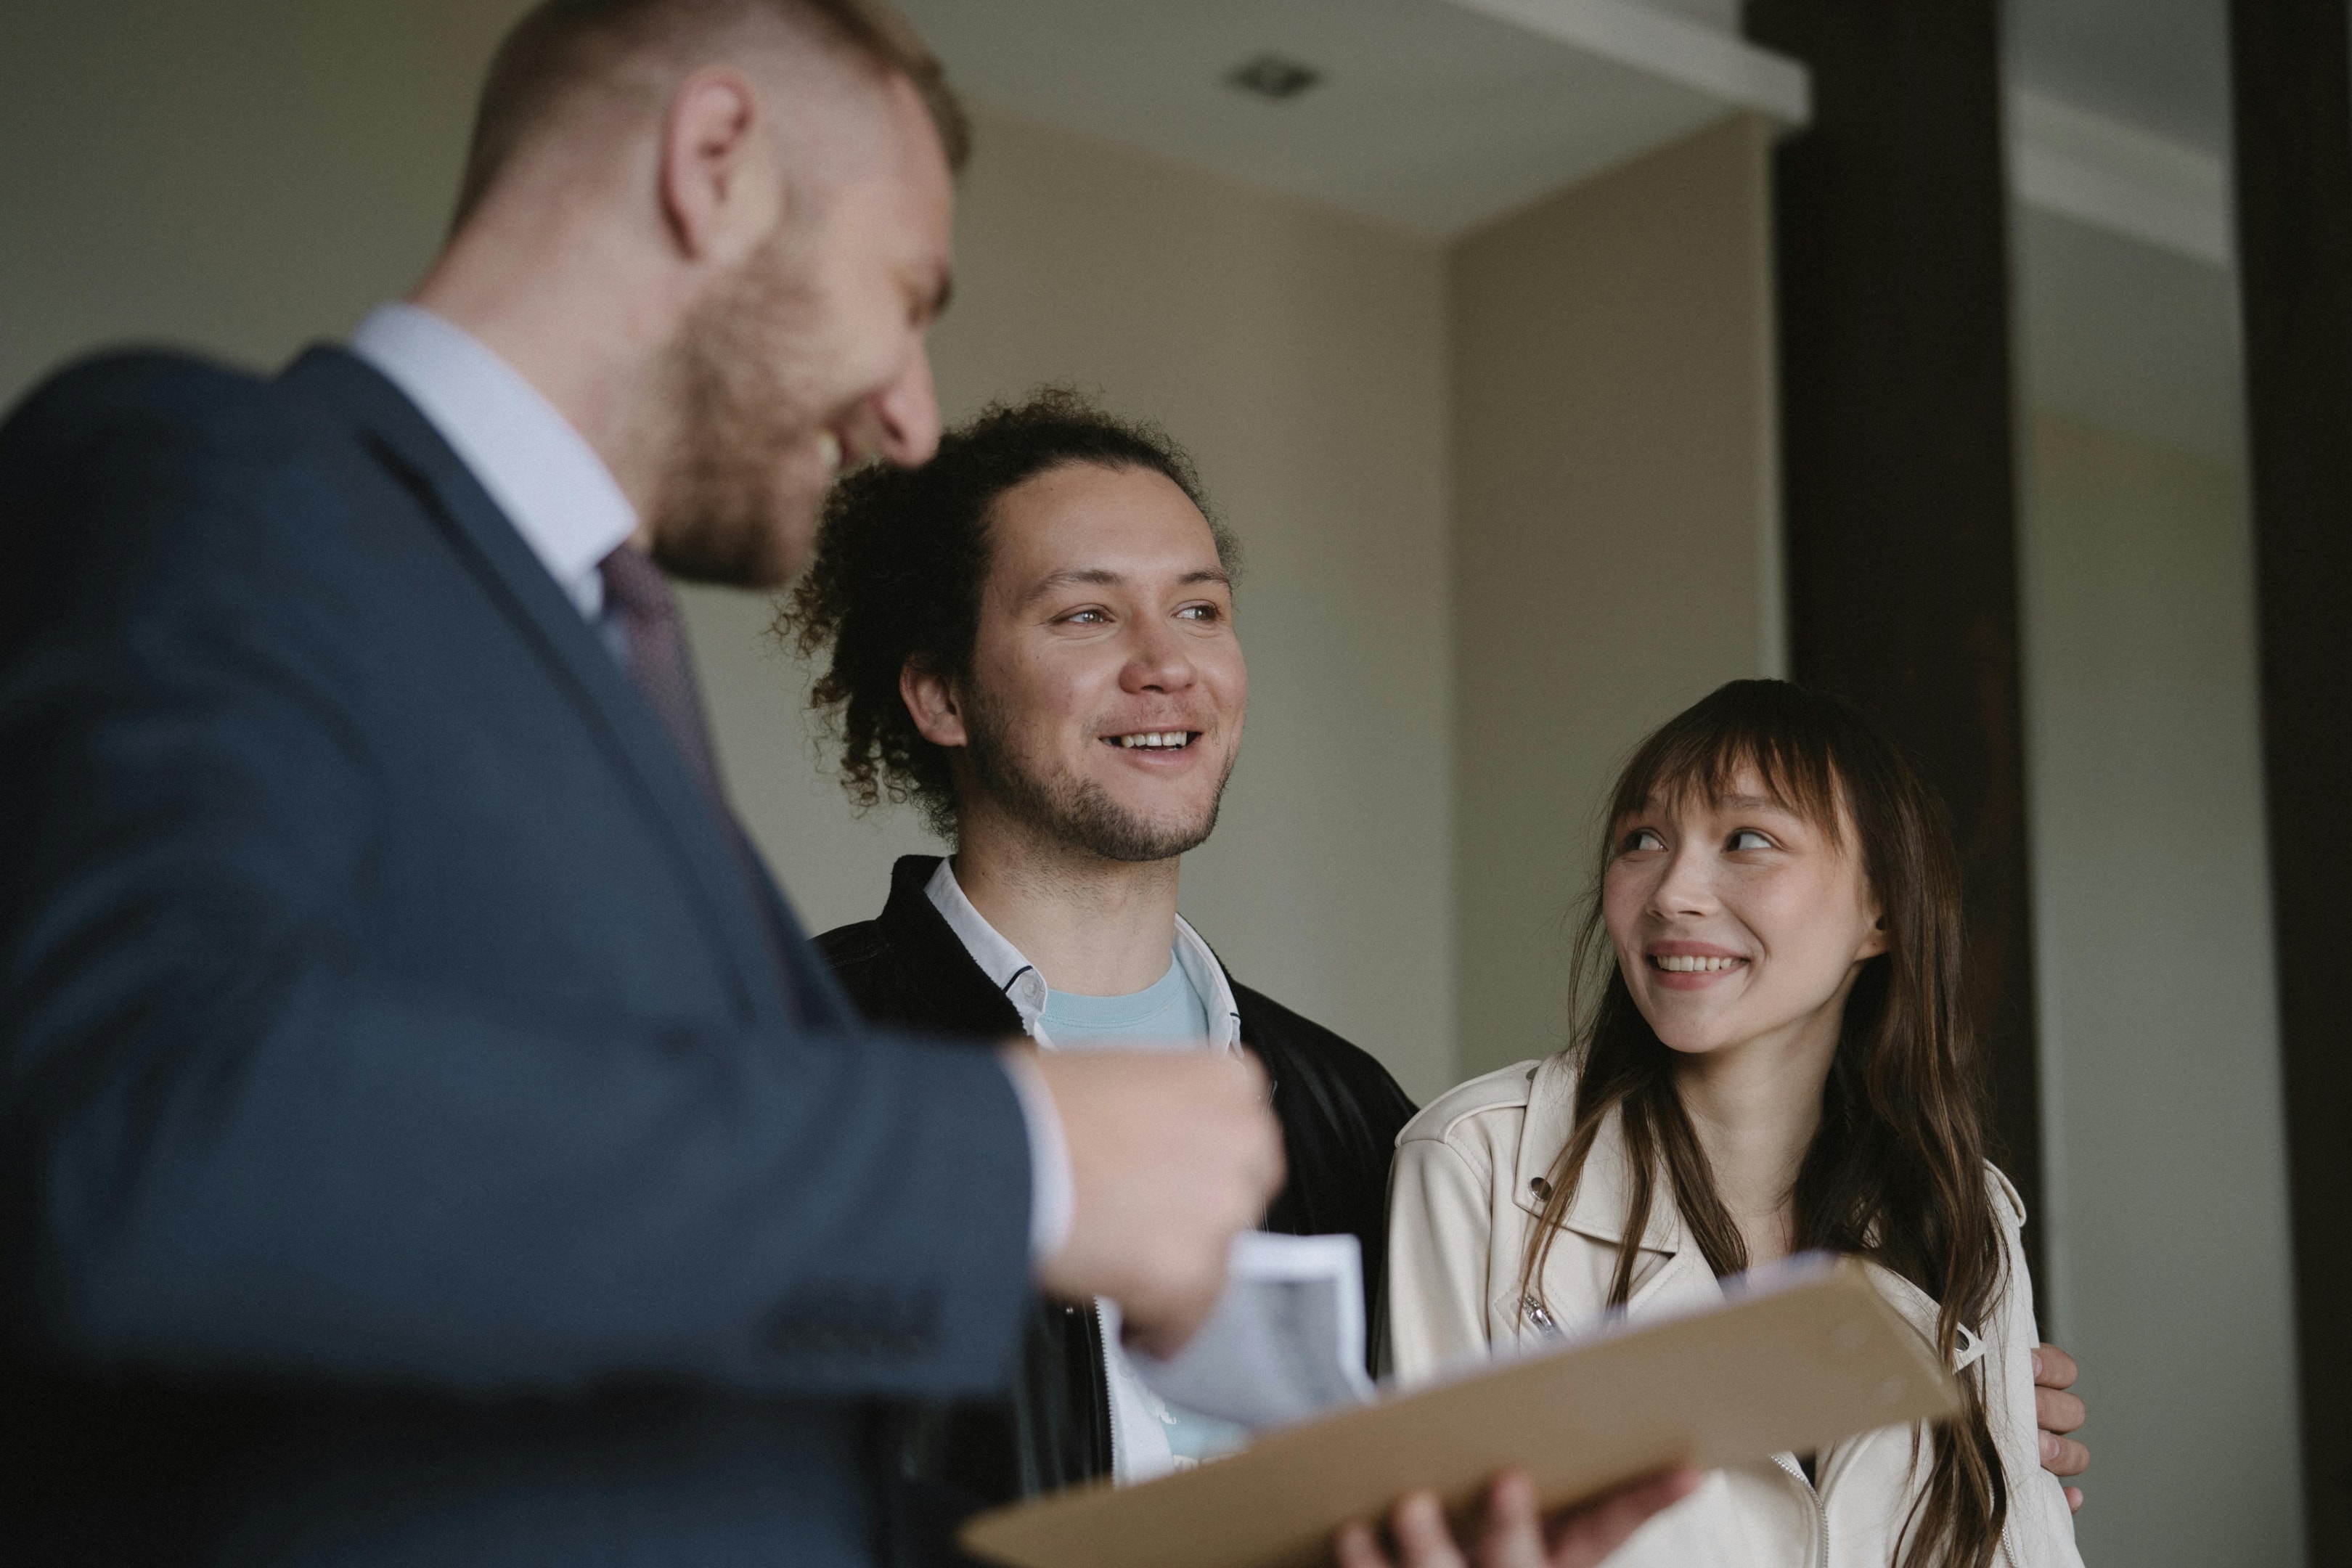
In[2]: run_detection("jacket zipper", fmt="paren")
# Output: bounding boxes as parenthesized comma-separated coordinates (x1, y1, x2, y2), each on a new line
(1772, 1452, 1830, 1568)
(1098, 1299, 1122, 1476)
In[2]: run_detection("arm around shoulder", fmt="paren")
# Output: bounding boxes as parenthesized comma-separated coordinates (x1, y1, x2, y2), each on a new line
(1983, 1167, 2086, 1567)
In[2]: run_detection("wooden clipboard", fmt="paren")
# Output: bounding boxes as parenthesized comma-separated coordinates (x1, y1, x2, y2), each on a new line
(960, 1258, 1958, 1568)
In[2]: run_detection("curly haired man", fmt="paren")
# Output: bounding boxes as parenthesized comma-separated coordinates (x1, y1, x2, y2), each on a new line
(780, 389, 1421, 1530)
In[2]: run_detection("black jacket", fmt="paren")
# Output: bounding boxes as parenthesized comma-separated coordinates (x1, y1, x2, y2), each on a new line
(819, 855, 1418, 1543)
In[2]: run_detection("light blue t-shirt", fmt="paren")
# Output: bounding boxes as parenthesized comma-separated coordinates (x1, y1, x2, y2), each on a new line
(1042, 955, 1247, 1472)
(1038, 955, 1214, 1051)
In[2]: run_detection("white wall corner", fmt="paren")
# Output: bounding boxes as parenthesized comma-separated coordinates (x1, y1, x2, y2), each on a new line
(2008, 88, 2233, 267)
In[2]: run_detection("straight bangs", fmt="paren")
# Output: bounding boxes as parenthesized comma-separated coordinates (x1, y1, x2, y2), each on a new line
(1603, 679, 1854, 853)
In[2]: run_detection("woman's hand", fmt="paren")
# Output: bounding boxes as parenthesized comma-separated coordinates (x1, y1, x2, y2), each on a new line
(2033, 1342, 2089, 1511)
(1332, 1469, 1702, 1568)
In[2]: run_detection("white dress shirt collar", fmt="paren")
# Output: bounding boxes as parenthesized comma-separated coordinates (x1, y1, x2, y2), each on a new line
(348, 303, 637, 621)
(921, 858, 1243, 1054)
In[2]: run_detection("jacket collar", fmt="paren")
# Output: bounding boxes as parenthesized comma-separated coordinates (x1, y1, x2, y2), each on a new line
(345, 302, 634, 619)
(274, 343, 792, 1027)
(1513, 1055, 1684, 1255)
(1514, 1056, 1989, 1368)
(916, 857, 1243, 1053)
(872, 855, 1028, 1035)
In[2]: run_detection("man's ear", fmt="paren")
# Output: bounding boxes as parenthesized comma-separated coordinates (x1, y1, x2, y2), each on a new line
(657, 66, 783, 266)
(900, 658, 968, 749)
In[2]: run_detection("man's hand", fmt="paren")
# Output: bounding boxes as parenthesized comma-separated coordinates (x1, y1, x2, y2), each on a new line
(1029, 1048, 1284, 1358)
(1334, 1469, 1701, 1568)
(2033, 1343, 2088, 1511)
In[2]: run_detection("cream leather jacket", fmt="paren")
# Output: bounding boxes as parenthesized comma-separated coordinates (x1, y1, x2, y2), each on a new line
(1384, 1057, 2084, 1568)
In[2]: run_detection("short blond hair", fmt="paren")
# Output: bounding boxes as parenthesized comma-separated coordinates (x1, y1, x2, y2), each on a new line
(452, 0, 968, 227)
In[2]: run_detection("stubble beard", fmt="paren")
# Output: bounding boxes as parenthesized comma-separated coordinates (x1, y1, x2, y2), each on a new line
(650, 234, 833, 589)
(960, 685, 1236, 865)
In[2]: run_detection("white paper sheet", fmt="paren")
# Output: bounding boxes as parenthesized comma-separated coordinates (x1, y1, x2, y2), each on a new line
(1127, 1231, 1379, 1431)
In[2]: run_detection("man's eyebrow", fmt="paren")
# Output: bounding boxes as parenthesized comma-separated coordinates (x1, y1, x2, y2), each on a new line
(1021, 568, 1122, 604)
(1019, 565, 1232, 605)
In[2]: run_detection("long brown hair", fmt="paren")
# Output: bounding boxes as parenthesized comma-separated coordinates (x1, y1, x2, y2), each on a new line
(1520, 679, 2009, 1568)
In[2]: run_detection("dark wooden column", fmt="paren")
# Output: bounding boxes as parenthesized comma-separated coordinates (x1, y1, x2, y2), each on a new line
(1743, 1, 2043, 1255)
(2229, 4, 2352, 1559)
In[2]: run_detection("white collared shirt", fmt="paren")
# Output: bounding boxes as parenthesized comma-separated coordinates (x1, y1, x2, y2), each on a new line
(348, 302, 637, 622)
(924, 858, 1246, 1484)
(345, 303, 1074, 1265)
(922, 859, 1244, 1055)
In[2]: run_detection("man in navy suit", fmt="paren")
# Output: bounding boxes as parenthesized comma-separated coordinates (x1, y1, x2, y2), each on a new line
(0, 3, 1286, 1563)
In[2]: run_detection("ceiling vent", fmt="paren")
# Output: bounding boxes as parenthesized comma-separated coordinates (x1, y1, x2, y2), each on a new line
(1225, 53, 1323, 102)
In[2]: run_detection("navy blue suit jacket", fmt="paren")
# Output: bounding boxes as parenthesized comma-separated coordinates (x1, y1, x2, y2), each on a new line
(0, 347, 1033, 1565)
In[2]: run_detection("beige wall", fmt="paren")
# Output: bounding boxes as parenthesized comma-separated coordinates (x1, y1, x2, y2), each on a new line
(1449, 115, 1783, 1080)
(688, 110, 1459, 1101)
(2017, 409, 2303, 1564)
(0, 0, 525, 404)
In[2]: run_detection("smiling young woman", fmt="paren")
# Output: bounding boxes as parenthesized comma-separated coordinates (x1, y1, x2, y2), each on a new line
(1384, 680, 2085, 1568)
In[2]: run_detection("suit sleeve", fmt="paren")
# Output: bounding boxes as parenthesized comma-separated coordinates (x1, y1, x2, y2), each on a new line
(1381, 1132, 1500, 1386)
(0, 384, 1032, 1402)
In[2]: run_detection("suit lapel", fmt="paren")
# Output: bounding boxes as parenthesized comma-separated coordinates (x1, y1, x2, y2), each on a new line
(277, 345, 790, 1028)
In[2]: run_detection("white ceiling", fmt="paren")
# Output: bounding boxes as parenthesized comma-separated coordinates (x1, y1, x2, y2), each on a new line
(2009, 88, 2229, 266)
(894, 0, 1805, 239)
(894, 0, 2246, 459)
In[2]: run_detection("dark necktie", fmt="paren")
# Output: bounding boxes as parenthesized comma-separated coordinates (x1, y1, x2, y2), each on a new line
(598, 543, 799, 1007)
(597, 543, 726, 808)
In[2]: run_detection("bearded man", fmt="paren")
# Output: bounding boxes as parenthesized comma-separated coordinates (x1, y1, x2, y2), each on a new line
(0, 6, 1287, 1565)
(782, 391, 1410, 1526)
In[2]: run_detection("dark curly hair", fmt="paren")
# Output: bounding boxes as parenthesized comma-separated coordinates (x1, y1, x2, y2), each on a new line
(777, 388, 1238, 837)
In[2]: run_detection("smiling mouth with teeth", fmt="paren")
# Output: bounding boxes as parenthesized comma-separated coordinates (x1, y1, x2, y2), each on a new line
(1107, 731, 1198, 750)
(1651, 954, 1745, 972)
